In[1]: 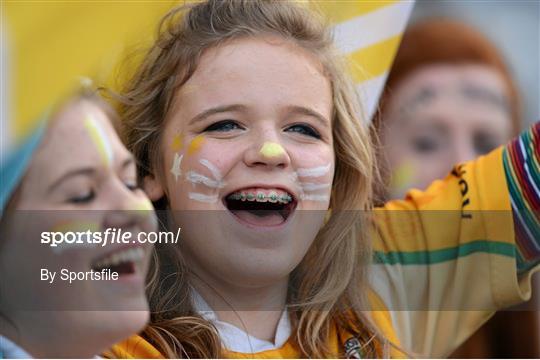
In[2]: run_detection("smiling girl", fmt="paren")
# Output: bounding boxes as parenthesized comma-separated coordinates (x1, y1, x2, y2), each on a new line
(110, 0, 539, 358)
(0, 91, 157, 358)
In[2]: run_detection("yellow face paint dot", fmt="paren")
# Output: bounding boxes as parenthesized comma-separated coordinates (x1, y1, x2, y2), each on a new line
(187, 135, 205, 155)
(171, 134, 183, 152)
(259, 142, 285, 158)
(390, 161, 415, 194)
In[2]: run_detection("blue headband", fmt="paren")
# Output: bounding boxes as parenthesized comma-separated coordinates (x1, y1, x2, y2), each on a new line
(1, 120, 46, 214)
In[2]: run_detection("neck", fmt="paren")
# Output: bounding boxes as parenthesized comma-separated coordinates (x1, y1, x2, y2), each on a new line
(191, 273, 289, 343)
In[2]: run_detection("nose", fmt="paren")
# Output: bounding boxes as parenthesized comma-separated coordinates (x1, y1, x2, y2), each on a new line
(102, 179, 155, 231)
(451, 137, 477, 165)
(244, 137, 291, 170)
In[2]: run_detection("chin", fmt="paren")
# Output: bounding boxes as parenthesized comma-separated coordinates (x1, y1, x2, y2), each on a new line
(99, 309, 150, 344)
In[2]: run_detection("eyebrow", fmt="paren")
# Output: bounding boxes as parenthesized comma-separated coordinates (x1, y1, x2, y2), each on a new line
(189, 104, 248, 126)
(48, 158, 134, 193)
(188, 104, 330, 128)
(401, 86, 438, 114)
(285, 105, 330, 128)
(48, 168, 96, 193)
(459, 84, 510, 113)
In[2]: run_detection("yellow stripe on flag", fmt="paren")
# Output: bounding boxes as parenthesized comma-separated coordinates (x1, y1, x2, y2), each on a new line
(5, 0, 412, 140)
(347, 35, 402, 83)
(313, 0, 397, 23)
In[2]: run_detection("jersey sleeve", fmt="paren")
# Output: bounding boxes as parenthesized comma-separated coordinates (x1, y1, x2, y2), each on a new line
(370, 122, 540, 357)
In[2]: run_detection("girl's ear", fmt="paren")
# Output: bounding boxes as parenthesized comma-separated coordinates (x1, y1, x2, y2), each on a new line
(143, 175, 165, 201)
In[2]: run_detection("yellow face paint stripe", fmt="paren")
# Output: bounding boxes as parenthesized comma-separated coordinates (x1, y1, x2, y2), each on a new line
(84, 115, 113, 166)
(187, 135, 205, 155)
(171, 133, 183, 152)
(259, 142, 285, 158)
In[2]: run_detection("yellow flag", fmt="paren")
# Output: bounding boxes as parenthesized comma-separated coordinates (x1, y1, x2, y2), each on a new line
(3, 0, 413, 144)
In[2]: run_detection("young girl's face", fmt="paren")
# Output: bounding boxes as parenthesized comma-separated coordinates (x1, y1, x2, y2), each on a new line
(0, 99, 156, 355)
(147, 37, 334, 284)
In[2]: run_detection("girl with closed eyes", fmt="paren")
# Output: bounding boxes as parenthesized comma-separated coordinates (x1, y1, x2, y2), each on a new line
(0, 92, 157, 358)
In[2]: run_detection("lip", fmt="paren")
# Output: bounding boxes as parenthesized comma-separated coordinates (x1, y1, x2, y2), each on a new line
(90, 243, 146, 265)
(90, 241, 150, 284)
(222, 183, 298, 230)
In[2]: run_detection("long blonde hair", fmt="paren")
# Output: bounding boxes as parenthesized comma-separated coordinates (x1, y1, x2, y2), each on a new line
(118, 0, 386, 357)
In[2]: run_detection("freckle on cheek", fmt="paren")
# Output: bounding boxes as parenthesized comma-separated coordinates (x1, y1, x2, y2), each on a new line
(187, 135, 205, 155)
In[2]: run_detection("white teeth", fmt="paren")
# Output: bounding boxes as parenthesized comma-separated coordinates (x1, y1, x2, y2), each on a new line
(94, 247, 145, 270)
(268, 191, 278, 203)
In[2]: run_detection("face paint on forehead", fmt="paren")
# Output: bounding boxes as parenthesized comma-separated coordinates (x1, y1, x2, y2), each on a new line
(84, 114, 114, 166)
(188, 192, 219, 203)
(459, 83, 511, 114)
(171, 153, 183, 182)
(297, 163, 332, 178)
(50, 220, 100, 255)
(259, 142, 285, 158)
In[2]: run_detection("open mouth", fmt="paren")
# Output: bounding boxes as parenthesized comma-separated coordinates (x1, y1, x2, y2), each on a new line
(224, 187, 297, 227)
(91, 247, 145, 276)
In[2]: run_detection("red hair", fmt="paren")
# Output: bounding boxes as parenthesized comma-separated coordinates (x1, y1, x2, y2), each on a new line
(376, 19, 521, 135)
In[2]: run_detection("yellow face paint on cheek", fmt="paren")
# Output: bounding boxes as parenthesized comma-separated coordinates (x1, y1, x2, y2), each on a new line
(390, 161, 415, 191)
(131, 198, 154, 211)
(187, 135, 205, 155)
(49, 221, 101, 254)
(171, 134, 183, 152)
(84, 115, 113, 166)
(259, 141, 285, 158)
(52, 220, 101, 233)
(131, 198, 158, 230)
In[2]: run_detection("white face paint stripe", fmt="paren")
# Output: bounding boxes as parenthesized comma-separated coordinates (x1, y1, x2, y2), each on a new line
(170, 153, 183, 182)
(199, 159, 222, 180)
(188, 192, 219, 203)
(299, 182, 331, 191)
(185, 171, 225, 189)
(301, 194, 330, 202)
(297, 163, 331, 178)
(289, 172, 299, 183)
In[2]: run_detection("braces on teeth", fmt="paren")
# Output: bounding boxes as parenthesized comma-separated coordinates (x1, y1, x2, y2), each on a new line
(228, 191, 293, 204)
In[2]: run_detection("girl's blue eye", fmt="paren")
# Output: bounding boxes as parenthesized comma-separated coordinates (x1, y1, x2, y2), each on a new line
(286, 124, 321, 139)
(68, 190, 95, 204)
(203, 120, 243, 132)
